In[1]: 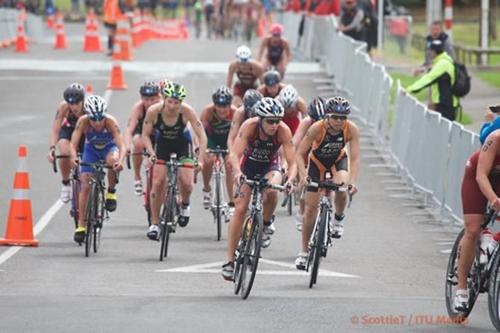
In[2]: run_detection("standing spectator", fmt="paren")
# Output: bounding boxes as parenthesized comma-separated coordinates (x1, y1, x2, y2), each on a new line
(413, 20, 456, 75)
(359, 0, 377, 52)
(406, 40, 459, 121)
(103, 0, 123, 56)
(337, 0, 365, 43)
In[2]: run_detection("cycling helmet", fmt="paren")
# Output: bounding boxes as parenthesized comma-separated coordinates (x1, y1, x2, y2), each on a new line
(158, 79, 171, 91)
(263, 70, 281, 86)
(212, 85, 233, 106)
(255, 97, 284, 119)
(307, 97, 326, 121)
(163, 81, 187, 101)
(277, 84, 298, 108)
(140, 81, 160, 97)
(270, 23, 284, 36)
(243, 89, 263, 114)
(63, 82, 85, 104)
(325, 96, 351, 115)
(236, 45, 251, 62)
(84, 95, 107, 121)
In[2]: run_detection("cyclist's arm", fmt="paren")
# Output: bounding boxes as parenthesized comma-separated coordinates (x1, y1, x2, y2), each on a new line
(477, 132, 500, 204)
(184, 104, 207, 163)
(142, 105, 157, 158)
(49, 102, 68, 149)
(296, 122, 320, 180)
(280, 125, 297, 182)
(199, 105, 211, 129)
(347, 121, 360, 189)
(70, 116, 87, 161)
(292, 117, 311, 149)
(257, 37, 268, 62)
(229, 121, 250, 176)
(296, 97, 307, 119)
(226, 62, 236, 88)
(254, 61, 265, 85)
(283, 39, 291, 65)
(124, 101, 141, 151)
(227, 108, 245, 150)
(107, 115, 127, 164)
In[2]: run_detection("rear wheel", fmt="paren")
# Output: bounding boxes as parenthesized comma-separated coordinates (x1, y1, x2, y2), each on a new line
(241, 212, 263, 300)
(308, 207, 327, 288)
(488, 248, 500, 330)
(445, 229, 481, 321)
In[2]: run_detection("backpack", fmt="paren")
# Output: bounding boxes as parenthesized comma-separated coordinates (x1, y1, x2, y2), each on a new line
(451, 62, 471, 98)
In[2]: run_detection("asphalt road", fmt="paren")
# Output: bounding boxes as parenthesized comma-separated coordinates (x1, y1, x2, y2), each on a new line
(0, 23, 495, 332)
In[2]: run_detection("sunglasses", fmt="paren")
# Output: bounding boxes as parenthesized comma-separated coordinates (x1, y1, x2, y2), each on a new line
(89, 116, 105, 122)
(328, 115, 347, 121)
(68, 100, 81, 105)
(265, 119, 281, 125)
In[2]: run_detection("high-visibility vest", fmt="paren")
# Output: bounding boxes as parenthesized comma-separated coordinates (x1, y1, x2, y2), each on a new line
(104, 0, 122, 24)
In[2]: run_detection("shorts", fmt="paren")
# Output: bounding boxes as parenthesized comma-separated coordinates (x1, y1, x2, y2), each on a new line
(81, 143, 119, 174)
(233, 81, 257, 99)
(306, 154, 348, 192)
(156, 138, 190, 162)
(283, 116, 300, 135)
(462, 151, 500, 214)
(241, 156, 281, 181)
(207, 136, 228, 151)
(58, 126, 85, 153)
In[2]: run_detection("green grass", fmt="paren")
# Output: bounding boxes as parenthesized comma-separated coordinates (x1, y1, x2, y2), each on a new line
(54, 0, 72, 11)
(477, 71, 500, 89)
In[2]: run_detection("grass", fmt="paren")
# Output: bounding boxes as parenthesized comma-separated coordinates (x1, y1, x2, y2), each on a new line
(477, 71, 500, 89)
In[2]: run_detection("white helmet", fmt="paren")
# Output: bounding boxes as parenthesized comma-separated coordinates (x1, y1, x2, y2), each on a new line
(84, 95, 107, 121)
(255, 97, 284, 119)
(236, 45, 251, 62)
(277, 84, 299, 108)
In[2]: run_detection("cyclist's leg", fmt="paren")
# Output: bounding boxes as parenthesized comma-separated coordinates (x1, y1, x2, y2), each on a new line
(201, 152, 215, 192)
(457, 214, 482, 289)
(302, 190, 320, 253)
(275, 58, 287, 80)
(57, 136, 72, 182)
(262, 169, 282, 222)
(260, 55, 272, 72)
(226, 184, 251, 261)
(223, 155, 234, 201)
(332, 169, 349, 215)
(131, 133, 146, 182)
(77, 173, 92, 229)
(150, 164, 167, 226)
(178, 166, 194, 204)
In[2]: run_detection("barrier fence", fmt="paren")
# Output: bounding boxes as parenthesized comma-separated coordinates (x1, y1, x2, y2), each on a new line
(281, 12, 480, 225)
(0, 8, 44, 47)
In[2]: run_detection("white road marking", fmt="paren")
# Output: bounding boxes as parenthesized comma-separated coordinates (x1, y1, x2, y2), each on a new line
(0, 76, 108, 80)
(156, 260, 360, 278)
(440, 249, 452, 254)
(0, 200, 64, 267)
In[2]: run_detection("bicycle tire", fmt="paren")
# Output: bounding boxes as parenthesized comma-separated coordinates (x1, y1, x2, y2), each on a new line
(241, 212, 263, 300)
(160, 188, 175, 261)
(145, 169, 152, 227)
(93, 189, 104, 253)
(309, 207, 327, 288)
(84, 185, 96, 257)
(215, 171, 222, 241)
(234, 216, 251, 295)
(71, 179, 80, 229)
(488, 248, 500, 330)
(287, 191, 293, 216)
(445, 229, 481, 321)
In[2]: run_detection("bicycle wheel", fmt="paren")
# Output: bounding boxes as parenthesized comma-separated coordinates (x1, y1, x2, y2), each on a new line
(93, 188, 105, 253)
(488, 248, 500, 330)
(445, 229, 481, 321)
(287, 191, 293, 216)
(145, 170, 152, 227)
(308, 207, 327, 288)
(214, 171, 222, 241)
(70, 179, 80, 229)
(241, 212, 263, 299)
(84, 186, 96, 257)
(159, 189, 175, 261)
(234, 216, 251, 295)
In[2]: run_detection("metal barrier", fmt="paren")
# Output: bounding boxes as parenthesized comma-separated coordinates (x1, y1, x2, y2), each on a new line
(280, 12, 481, 225)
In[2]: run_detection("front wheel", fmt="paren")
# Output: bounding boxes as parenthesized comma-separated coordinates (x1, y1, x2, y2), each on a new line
(159, 189, 175, 261)
(214, 172, 222, 241)
(93, 189, 105, 253)
(84, 186, 96, 257)
(240, 213, 263, 299)
(488, 247, 500, 330)
(308, 207, 327, 288)
(234, 217, 251, 295)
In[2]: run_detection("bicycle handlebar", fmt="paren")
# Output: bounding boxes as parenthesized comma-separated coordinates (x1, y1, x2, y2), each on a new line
(206, 148, 229, 155)
(308, 180, 354, 207)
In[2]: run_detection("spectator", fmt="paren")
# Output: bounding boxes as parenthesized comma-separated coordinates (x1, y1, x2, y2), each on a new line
(388, 16, 410, 54)
(337, 0, 365, 43)
(103, 0, 123, 56)
(359, 0, 377, 52)
(406, 40, 459, 121)
(413, 20, 455, 75)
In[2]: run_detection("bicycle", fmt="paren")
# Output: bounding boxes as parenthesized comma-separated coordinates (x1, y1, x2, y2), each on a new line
(233, 176, 287, 299)
(306, 177, 351, 288)
(52, 153, 81, 229)
(206, 146, 230, 241)
(78, 161, 116, 257)
(127, 151, 153, 226)
(445, 207, 500, 326)
(157, 153, 195, 261)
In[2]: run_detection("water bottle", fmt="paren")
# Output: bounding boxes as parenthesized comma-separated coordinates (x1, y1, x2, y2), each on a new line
(487, 232, 500, 261)
(480, 228, 493, 265)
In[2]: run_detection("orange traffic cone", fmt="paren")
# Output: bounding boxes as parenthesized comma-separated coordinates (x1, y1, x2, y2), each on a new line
(14, 16, 28, 53)
(83, 9, 102, 52)
(85, 84, 94, 93)
(107, 61, 127, 90)
(115, 17, 133, 61)
(54, 12, 67, 49)
(131, 9, 143, 47)
(0, 146, 38, 247)
(47, 14, 55, 29)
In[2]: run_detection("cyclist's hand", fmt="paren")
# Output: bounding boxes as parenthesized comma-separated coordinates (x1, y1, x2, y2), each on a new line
(113, 161, 123, 172)
(284, 180, 294, 194)
(233, 171, 244, 186)
(298, 175, 309, 189)
(126, 148, 131, 156)
(491, 197, 500, 211)
(148, 154, 157, 165)
(348, 184, 358, 196)
(47, 148, 55, 163)
(70, 157, 78, 169)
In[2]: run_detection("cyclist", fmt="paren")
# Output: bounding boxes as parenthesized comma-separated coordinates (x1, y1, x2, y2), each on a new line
(292, 97, 326, 231)
(275, 84, 307, 136)
(221, 97, 296, 280)
(226, 45, 264, 107)
(227, 89, 263, 150)
(48, 83, 86, 203)
(69, 95, 126, 244)
(257, 23, 291, 79)
(294, 96, 359, 270)
(257, 69, 285, 98)
(124, 81, 161, 196)
(200, 86, 237, 210)
(142, 82, 207, 240)
(454, 130, 500, 312)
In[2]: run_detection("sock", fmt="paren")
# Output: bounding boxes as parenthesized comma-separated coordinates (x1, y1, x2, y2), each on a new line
(62, 179, 70, 186)
(334, 213, 345, 221)
(228, 201, 235, 207)
(108, 188, 116, 194)
(181, 201, 189, 208)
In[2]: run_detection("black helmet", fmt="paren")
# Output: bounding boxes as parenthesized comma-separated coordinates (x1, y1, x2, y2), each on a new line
(263, 70, 281, 86)
(140, 81, 160, 97)
(212, 85, 233, 106)
(63, 83, 85, 104)
(243, 89, 263, 114)
(325, 96, 351, 115)
(307, 97, 326, 121)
